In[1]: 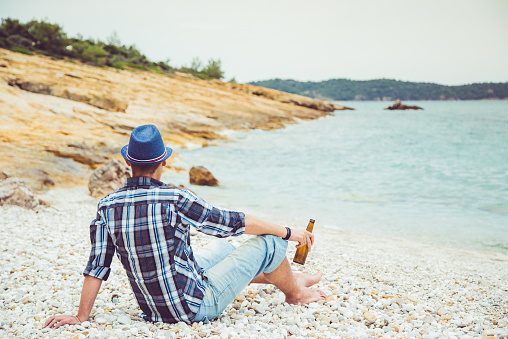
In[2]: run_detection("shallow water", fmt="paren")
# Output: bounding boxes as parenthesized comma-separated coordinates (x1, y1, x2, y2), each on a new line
(163, 101, 508, 252)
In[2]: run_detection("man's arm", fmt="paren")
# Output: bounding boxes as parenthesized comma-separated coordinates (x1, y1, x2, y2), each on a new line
(43, 275, 102, 329)
(244, 214, 315, 251)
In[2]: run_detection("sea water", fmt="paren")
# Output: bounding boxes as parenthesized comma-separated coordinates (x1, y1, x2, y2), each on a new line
(163, 101, 508, 252)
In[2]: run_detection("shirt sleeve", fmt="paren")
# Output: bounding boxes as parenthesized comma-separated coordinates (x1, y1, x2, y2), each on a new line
(83, 209, 116, 281)
(175, 189, 245, 237)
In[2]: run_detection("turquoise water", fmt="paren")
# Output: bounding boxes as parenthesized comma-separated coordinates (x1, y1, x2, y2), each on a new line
(163, 101, 508, 252)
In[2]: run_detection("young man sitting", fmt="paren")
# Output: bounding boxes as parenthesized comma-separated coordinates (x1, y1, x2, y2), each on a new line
(44, 124, 325, 329)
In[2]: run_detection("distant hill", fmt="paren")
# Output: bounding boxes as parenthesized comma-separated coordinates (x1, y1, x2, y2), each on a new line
(249, 78, 508, 101)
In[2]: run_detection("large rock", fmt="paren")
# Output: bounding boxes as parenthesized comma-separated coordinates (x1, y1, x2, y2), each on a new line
(0, 177, 40, 208)
(385, 100, 423, 110)
(189, 166, 219, 186)
(88, 159, 131, 198)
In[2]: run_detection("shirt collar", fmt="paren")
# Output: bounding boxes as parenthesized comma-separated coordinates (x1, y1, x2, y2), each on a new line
(126, 176, 166, 187)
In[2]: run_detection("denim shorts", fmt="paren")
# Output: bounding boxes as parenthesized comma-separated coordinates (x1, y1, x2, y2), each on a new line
(193, 235, 288, 323)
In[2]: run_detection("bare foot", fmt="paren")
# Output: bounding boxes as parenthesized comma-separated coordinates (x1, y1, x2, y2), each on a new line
(294, 271, 323, 287)
(285, 286, 326, 305)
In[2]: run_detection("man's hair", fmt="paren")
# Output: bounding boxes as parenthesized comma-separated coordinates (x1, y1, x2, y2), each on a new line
(130, 162, 162, 176)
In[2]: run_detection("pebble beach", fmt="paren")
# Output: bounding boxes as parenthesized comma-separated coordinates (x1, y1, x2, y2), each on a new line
(1, 187, 507, 339)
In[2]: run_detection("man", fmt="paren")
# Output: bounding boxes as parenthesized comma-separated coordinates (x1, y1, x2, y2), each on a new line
(44, 124, 325, 329)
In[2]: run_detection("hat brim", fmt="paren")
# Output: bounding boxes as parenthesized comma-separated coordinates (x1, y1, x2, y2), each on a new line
(121, 145, 172, 165)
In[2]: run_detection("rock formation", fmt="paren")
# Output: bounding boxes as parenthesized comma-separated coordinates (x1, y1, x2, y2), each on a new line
(0, 48, 342, 190)
(385, 100, 423, 110)
(8, 78, 128, 112)
(0, 170, 9, 180)
(88, 159, 131, 198)
(189, 166, 219, 186)
(0, 177, 42, 208)
(333, 103, 355, 110)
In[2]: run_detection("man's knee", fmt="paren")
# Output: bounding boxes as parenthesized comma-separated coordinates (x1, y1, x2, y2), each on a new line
(258, 234, 288, 252)
(256, 235, 288, 273)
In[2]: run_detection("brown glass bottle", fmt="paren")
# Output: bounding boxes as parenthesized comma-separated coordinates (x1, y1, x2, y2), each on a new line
(292, 219, 315, 265)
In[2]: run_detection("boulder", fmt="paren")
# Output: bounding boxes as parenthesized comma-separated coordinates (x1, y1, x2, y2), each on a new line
(0, 178, 40, 208)
(88, 159, 131, 198)
(385, 100, 423, 110)
(189, 166, 219, 186)
(0, 170, 9, 180)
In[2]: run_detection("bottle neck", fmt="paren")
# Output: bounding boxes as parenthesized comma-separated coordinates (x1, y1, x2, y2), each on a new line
(306, 220, 315, 232)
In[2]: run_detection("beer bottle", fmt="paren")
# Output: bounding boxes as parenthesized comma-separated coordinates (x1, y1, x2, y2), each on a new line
(292, 219, 315, 265)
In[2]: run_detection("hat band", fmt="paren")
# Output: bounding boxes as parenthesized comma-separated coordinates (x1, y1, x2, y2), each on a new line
(126, 148, 167, 163)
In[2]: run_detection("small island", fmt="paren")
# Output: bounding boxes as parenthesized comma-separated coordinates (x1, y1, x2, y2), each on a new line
(385, 99, 423, 110)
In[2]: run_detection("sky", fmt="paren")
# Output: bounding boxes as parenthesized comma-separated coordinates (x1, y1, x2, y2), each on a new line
(1, 0, 507, 85)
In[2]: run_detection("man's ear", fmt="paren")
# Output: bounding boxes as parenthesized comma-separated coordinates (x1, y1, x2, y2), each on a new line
(125, 160, 131, 167)
(161, 160, 167, 167)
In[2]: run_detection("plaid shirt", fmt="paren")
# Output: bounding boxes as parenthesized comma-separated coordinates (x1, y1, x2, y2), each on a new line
(83, 177, 245, 323)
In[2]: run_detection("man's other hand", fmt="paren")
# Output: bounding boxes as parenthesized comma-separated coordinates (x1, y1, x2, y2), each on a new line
(289, 229, 314, 251)
(43, 315, 80, 329)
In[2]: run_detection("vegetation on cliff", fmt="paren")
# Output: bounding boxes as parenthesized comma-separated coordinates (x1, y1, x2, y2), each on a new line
(250, 78, 508, 101)
(0, 18, 225, 80)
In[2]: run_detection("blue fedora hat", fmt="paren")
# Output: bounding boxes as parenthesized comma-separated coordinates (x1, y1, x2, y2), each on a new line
(121, 124, 172, 165)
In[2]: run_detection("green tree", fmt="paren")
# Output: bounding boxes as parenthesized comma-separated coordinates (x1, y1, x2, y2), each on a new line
(202, 58, 224, 79)
(26, 20, 68, 55)
(0, 18, 31, 39)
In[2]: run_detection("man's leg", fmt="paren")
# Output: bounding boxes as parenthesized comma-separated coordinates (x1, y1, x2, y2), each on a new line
(262, 257, 326, 304)
(193, 238, 236, 271)
(196, 238, 323, 288)
(250, 271, 323, 287)
(194, 235, 325, 322)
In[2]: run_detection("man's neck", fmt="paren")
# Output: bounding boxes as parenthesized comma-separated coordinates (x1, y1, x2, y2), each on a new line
(132, 173, 162, 181)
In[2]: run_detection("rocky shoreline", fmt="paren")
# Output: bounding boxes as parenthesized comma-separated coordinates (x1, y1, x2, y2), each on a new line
(1, 188, 507, 338)
(0, 48, 351, 191)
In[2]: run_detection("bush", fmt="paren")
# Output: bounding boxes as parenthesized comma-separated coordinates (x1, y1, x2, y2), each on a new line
(0, 37, 11, 48)
(26, 20, 68, 55)
(126, 63, 148, 71)
(201, 58, 224, 80)
(0, 18, 232, 82)
(112, 61, 124, 69)
(147, 65, 163, 74)
(82, 45, 108, 66)
(11, 46, 33, 55)
(7, 34, 32, 47)
(0, 18, 31, 40)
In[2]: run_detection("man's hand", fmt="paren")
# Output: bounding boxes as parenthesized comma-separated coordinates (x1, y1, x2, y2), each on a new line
(289, 229, 314, 251)
(43, 275, 102, 329)
(244, 214, 315, 251)
(43, 315, 81, 329)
